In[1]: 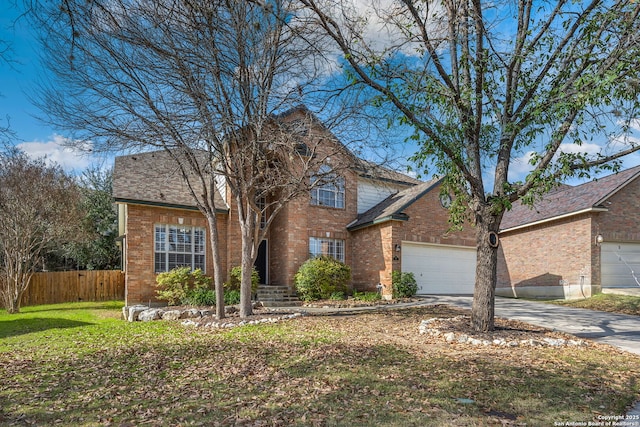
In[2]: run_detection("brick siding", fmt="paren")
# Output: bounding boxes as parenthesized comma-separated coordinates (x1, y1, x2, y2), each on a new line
(123, 204, 229, 305)
(497, 214, 594, 298)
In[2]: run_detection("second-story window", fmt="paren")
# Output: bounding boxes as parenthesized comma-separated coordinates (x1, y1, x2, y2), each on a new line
(256, 196, 267, 229)
(311, 165, 345, 209)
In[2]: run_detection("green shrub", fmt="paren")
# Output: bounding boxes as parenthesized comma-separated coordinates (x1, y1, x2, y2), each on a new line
(392, 271, 418, 298)
(183, 287, 217, 306)
(353, 291, 381, 302)
(156, 267, 212, 306)
(225, 266, 259, 294)
(224, 290, 241, 305)
(329, 291, 345, 301)
(294, 256, 351, 301)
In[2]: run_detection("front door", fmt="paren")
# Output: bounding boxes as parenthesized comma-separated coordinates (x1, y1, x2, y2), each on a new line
(254, 240, 268, 285)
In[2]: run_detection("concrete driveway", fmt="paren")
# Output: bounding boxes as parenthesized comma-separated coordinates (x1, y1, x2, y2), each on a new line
(422, 295, 640, 356)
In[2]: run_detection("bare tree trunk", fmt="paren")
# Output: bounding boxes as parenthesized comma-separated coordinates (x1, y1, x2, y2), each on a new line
(470, 203, 502, 332)
(1, 276, 20, 314)
(206, 214, 225, 319)
(238, 211, 257, 318)
(1, 268, 31, 314)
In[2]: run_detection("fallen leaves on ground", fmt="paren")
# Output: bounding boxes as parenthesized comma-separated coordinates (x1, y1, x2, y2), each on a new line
(1, 304, 639, 426)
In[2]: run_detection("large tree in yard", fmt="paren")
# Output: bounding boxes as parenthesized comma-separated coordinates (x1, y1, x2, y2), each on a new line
(31, 0, 341, 317)
(65, 166, 120, 271)
(300, 0, 640, 330)
(0, 147, 84, 313)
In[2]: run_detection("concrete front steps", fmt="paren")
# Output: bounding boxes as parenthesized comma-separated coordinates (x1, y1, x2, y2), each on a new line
(257, 284, 302, 307)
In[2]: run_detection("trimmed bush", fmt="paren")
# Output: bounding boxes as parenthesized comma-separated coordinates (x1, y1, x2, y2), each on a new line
(294, 256, 351, 302)
(225, 266, 259, 294)
(392, 271, 418, 298)
(156, 267, 212, 306)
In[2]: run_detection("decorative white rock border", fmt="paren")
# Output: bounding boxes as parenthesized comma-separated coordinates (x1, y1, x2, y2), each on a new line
(122, 304, 303, 327)
(419, 316, 588, 348)
(181, 313, 304, 329)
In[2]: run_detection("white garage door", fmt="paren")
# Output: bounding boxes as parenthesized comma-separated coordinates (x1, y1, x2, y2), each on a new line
(401, 242, 476, 294)
(601, 242, 640, 288)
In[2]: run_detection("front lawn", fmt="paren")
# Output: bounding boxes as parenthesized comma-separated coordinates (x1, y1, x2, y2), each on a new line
(550, 293, 640, 316)
(1, 302, 639, 426)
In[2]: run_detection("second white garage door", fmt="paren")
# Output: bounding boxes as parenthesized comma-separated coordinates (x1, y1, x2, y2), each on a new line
(601, 242, 640, 288)
(401, 242, 476, 295)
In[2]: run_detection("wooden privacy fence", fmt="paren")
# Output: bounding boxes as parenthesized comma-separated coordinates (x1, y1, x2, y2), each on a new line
(20, 270, 125, 307)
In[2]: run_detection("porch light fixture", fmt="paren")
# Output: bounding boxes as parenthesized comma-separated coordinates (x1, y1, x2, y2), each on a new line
(595, 234, 604, 245)
(178, 217, 184, 225)
(395, 244, 401, 252)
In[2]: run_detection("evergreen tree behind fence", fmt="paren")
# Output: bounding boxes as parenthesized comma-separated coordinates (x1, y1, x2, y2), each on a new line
(17, 270, 125, 307)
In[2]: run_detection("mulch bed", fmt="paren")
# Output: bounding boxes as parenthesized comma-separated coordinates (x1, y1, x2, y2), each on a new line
(181, 300, 588, 350)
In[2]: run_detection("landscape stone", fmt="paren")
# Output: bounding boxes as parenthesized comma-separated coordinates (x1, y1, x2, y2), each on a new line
(126, 305, 149, 322)
(138, 309, 161, 322)
(162, 310, 182, 321)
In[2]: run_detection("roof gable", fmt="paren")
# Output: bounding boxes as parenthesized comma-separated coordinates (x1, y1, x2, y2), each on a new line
(278, 106, 419, 186)
(348, 178, 441, 230)
(501, 166, 640, 231)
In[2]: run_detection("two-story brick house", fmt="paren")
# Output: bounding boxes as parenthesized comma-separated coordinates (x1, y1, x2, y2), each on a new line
(113, 108, 477, 306)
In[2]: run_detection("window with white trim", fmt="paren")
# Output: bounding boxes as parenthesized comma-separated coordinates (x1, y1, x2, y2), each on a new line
(311, 165, 345, 209)
(309, 237, 345, 262)
(154, 224, 206, 273)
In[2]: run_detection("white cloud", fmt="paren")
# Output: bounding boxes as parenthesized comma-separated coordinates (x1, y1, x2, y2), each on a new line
(508, 142, 606, 183)
(507, 151, 536, 182)
(17, 134, 94, 172)
(557, 141, 603, 156)
(350, 0, 446, 57)
(608, 132, 640, 151)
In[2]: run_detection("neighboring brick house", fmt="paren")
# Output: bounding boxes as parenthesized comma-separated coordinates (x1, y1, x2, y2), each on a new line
(113, 109, 476, 306)
(497, 166, 640, 299)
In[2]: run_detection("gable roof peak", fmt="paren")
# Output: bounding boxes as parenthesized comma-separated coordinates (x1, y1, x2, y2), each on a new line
(348, 177, 442, 230)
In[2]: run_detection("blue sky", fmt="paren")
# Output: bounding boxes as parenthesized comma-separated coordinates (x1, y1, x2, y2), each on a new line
(2, 1, 639, 186)
(0, 2, 99, 172)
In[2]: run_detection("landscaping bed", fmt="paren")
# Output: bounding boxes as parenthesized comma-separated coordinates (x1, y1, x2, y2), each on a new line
(301, 296, 421, 308)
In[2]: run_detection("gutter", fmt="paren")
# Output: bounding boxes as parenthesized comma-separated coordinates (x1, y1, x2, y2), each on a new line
(114, 198, 230, 214)
(347, 213, 409, 231)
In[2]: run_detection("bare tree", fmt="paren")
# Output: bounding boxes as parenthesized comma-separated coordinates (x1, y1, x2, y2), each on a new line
(31, 0, 345, 317)
(300, 0, 640, 330)
(0, 147, 84, 313)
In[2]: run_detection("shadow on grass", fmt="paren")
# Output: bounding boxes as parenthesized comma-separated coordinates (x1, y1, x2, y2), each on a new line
(0, 317, 93, 339)
(18, 302, 124, 314)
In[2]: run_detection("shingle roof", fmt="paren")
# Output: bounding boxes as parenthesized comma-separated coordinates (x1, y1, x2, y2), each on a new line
(347, 177, 441, 230)
(113, 150, 228, 211)
(353, 159, 422, 186)
(500, 166, 640, 231)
